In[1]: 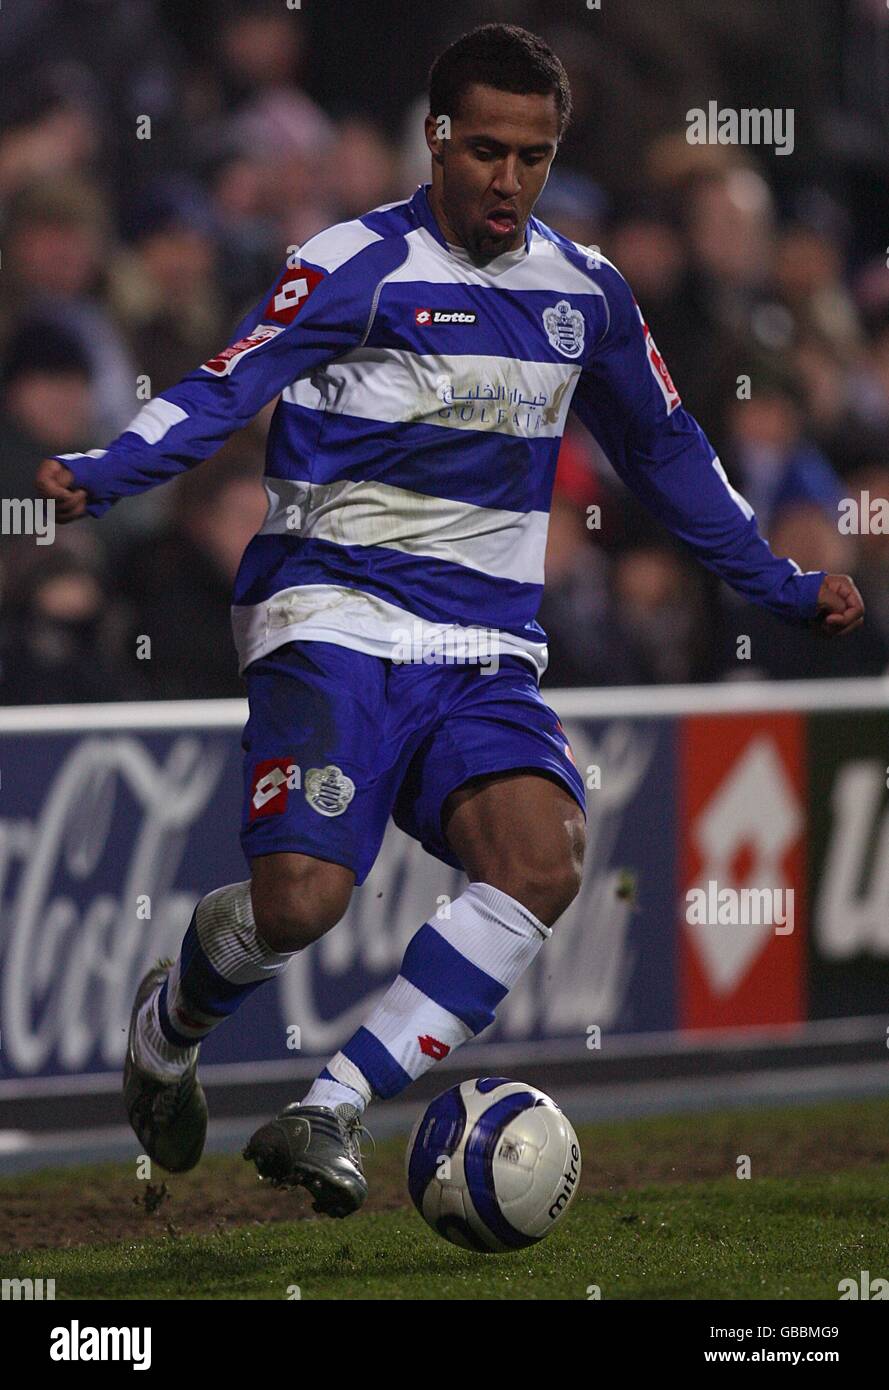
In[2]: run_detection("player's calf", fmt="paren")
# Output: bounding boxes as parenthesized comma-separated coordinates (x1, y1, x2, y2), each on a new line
(250, 852, 355, 952)
(123, 961, 208, 1173)
(123, 878, 310, 1170)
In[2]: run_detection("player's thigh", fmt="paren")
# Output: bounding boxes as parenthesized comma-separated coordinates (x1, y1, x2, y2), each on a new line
(240, 642, 397, 944)
(442, 769, 586, 926)
(250, 850, 356, 952)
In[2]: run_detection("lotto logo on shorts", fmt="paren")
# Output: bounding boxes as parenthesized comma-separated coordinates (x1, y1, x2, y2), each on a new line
(554, 718, 577, 767)
(249, 759, 301, 819)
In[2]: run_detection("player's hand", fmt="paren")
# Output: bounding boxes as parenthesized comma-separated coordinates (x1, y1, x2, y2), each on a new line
(812, 573, 865, 636)
(35, 458, 89, 523)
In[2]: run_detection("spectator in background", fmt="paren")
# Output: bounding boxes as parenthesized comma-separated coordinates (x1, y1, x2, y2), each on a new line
(774, 215, 861, 361)
(108, 175, 226, 394)
(857, 311, 889, 435)
(0, 547, 126, 705)
(202, 141, 281, 315)
(538, 431, 650, 687)
(721, 355, 845, 540)
(684, 167, 776, 336)
(605, 192, 719, 419)
(0, 5, 188, 201)
(322, 119, 400, 223)
(534, 168, 607, 248)
(842, 461, 889, 658)
(0, 176, 137, 437)
(212, 0, 309, 111)
(716, 501, 889, 680)
(114, 446, 268, 699)
(201, 0, 336, 247)
(612, 545, 711, 685)
(0, 319, 95, 502)
(0, 73, 99, 202)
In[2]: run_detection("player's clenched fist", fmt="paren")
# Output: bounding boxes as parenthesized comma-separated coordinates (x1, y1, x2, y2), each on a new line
(35, 458, 89, 523)
(813, 573, 865, 636)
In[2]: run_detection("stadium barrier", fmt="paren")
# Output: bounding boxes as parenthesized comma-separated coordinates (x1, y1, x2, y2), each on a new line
(1, 676, 888, 1101)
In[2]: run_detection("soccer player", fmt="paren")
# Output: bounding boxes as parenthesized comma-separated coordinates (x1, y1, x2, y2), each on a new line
(37, 23, 864, 1218)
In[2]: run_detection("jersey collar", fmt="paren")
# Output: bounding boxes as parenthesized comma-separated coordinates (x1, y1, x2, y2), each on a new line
(413, 182, 532, 258)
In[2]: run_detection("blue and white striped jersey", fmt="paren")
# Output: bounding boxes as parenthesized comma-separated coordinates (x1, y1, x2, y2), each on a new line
(58, 182, 826, 679)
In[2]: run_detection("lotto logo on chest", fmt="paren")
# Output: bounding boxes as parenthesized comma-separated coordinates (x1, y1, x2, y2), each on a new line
(414, 308, 478, 326)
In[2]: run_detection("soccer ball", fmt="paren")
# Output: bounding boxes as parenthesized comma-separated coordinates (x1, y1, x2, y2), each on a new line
(406, 1077, 581, 1253)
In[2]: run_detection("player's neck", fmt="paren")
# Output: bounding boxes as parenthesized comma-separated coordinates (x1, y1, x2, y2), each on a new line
(426, 181, 517, 267)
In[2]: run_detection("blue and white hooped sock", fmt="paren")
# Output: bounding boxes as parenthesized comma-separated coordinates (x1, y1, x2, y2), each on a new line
(133, 880, 297, 1078)
(301, 882, 552, 1115)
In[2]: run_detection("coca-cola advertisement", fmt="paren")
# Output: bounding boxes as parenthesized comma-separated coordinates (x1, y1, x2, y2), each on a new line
(0, 707, 675, 1091)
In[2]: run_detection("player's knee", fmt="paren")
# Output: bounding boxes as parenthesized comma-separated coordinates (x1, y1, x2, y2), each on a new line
(516, 821, 585, 925)
(251, 855, 354, 952)
(534, 857, 583, 925)
(487, 852, 581, 928)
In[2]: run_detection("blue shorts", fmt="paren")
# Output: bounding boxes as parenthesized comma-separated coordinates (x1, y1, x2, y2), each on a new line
(240, 641, 587, 885)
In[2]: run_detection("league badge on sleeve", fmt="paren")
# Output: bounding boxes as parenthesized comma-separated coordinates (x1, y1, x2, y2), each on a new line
(635, 301, 681, 413)
(201, 324, 283, 377)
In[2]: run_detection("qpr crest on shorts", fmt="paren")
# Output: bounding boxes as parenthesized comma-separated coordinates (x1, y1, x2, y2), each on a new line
(542, 299, 585, 358)
(304, 764, 356, 817)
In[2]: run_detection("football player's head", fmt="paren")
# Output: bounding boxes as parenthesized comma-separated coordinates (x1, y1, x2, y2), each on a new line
(425, 24, 571, 263)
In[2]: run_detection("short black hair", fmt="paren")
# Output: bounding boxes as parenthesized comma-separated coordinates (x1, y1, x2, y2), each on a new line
(429, 24, 572, 140)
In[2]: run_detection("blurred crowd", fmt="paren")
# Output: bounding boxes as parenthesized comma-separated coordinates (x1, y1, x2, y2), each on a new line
(1, 0, 888, 703)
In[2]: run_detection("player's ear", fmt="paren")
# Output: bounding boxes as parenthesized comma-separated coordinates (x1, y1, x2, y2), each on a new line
(424, 110, 448, 165)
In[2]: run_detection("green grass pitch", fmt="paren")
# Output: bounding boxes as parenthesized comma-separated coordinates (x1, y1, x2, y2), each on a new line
(4, 1098, 889, 1300)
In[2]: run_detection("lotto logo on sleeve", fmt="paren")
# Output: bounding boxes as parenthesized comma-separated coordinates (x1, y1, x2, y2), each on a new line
(263, 264, 326, 325)
(249, 758, 301, 819)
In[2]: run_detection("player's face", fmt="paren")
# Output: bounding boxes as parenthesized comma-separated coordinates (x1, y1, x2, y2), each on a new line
(426, 83, 560, 262)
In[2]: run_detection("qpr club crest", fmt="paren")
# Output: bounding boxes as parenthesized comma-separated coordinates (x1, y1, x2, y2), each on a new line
(304, 764, 356, 817)
(542, 299, 585, 358)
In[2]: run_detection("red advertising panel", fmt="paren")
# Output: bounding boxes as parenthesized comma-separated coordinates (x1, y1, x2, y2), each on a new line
(679, 713, 806, 1029)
